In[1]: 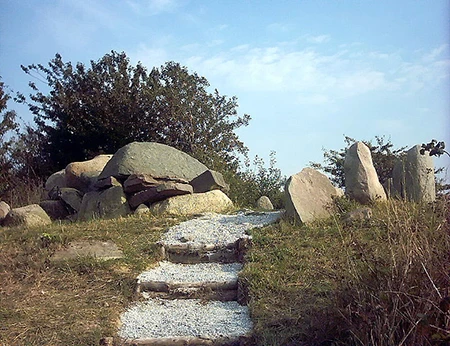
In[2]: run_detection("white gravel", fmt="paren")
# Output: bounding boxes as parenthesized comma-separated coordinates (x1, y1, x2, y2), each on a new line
(161, 210, 283, 246)
(137, 261, 242, 284)
(119, 211, 282, 341)
(119, 299, 252, 340)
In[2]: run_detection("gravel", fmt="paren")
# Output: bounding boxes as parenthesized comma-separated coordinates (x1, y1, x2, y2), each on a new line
(137, 261, 242, 284)
(161, 210, 284, 246)
(119, 299, 252, 340)
(119, 211, 283, 341)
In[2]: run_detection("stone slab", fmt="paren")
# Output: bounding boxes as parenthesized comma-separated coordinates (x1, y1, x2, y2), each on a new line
(51, 240, 124, 261)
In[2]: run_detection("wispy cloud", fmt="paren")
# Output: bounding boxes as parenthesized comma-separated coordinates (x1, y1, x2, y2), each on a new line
(304, 34, 331, 44)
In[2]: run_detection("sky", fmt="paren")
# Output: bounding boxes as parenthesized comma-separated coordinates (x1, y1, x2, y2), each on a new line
(1, 0, 449, 179)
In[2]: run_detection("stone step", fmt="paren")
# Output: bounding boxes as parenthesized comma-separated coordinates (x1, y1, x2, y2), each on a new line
(159, 237, 251, 264)
(136, 262, 243, 301)
(118, 299, 252, 346)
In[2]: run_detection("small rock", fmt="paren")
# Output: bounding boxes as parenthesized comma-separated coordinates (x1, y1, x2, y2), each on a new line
(256, 196, 274, 210)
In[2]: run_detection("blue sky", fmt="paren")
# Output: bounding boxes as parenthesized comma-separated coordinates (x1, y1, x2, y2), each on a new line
(1, 0, 449, 178)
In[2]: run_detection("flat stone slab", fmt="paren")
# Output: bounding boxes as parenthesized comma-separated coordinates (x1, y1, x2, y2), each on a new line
(118, 299, 252, 343)
(51, 240, 124, 261)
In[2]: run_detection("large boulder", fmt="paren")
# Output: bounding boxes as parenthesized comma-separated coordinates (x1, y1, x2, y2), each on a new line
(3, 204, 52, 227)
(45, 169, 67, 192)
(344, 142, 387, 204)
(149, 190, 233, 216)
(77, 186, 130, 221)
(98, 142, 208, 182)
(392, 145, 435, 202)
(285, 168, 342, 223)
(65, 154, 113, 192)
(128, 182, 193, 209)
(59, 188, 84, 212)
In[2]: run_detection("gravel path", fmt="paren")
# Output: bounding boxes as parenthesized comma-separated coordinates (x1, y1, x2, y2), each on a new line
(161, 210, 284, 246)
(137, 261, 242, 284)
(119, 210, 283, 343)
(119, 299, 252, 340)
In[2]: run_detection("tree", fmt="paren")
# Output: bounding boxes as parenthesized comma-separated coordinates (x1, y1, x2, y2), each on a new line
(310, 135, 407, 188)
(18, 51, 250, 172)
(0, 77, 19, 196)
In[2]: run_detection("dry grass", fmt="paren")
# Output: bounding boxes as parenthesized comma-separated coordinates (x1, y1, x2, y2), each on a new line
(0, 213, 184, 346)
(241, 196, 450, 345)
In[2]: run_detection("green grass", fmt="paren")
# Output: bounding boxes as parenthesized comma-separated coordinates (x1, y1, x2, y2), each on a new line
(0, 197, 448, 345)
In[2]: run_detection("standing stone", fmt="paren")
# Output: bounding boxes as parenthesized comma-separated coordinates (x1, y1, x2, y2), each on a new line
(256, 196, 274, 210)
(392, 145, 435, 202)
(77, 186, 130, 221)
(65, 154, 113, 193)
(0, 201, 11, 221)
(344, 142, 387, 204)
(3, 204, 52, 227)
(285, 168, 341, 223)
(98, 142, 208, 182)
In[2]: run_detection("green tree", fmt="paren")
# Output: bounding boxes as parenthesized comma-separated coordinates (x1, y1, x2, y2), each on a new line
(18, 51, 250, 171)
(311, 135, 407, 188)
(0, 77, 19, 197)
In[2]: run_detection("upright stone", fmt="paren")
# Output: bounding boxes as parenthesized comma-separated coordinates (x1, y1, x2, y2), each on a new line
(285, 168, 341, 223)
(392, 145, 435, 202)
(344, 142, 387, 204)
(256, 196, 274, 210)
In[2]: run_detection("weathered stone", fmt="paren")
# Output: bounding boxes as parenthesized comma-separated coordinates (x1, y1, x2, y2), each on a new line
(39, 200, 70, 220)
(149, 190, 233, 216)
(123, 173, 160, 193)
(285, 168, 341, 223)
(59, 188, 84, 212)
(392, 145, 435, 202)
(65, 154, 113, 192)
(98, 142, 208, 182)
(256, 196, 274, 210)
(0, 201, 11, 220)
(51, 240, 124, 261)
(3, 204, 52, 227)
(95, 176, 122, 190)
(44, 169, 67, 192)
(129, 183, 193, 209)
(77, 186, 130, 221)
(134, 204, 151, 215)
(190, 170, 229, 193)
(344, 142, 387, 204)
(342, 207, 372, 224)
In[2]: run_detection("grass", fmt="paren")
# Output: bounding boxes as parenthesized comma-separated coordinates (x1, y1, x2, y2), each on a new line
(0, 197, 448, 345)
(241, 196, 450, 345)
(0, 213, 184, 346)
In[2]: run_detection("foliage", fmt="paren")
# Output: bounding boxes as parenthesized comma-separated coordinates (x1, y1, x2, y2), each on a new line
(227, 151, 286, 208)
(310, 135, 407, 188)
(0, 77, 19, 197)
(18, 51, 250, 172)
(421, 139, 449, 158)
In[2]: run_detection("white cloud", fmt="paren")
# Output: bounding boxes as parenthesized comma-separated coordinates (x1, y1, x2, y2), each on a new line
(304, 34, 331, 44)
